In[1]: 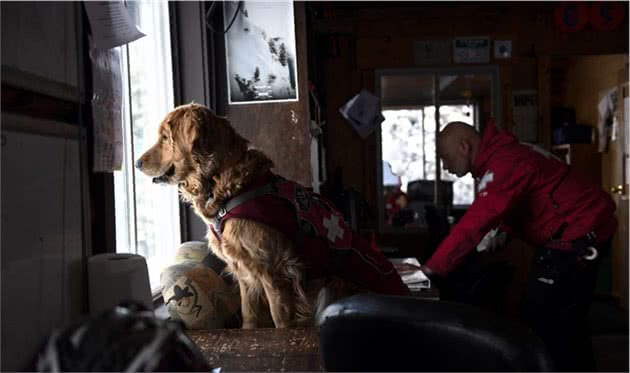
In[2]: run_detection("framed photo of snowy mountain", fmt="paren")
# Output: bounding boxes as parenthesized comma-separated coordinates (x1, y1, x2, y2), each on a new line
(224, 1, 299, 104)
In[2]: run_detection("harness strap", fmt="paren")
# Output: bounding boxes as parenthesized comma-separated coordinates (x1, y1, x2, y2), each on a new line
(201, 252, 227, 274)
(210, 178, 280, 241)
(224, 181, 278, 213)
(201, 252, 234, 285)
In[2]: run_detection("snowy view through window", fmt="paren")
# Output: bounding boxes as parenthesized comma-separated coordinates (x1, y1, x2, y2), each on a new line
(381, 105, 476, 208)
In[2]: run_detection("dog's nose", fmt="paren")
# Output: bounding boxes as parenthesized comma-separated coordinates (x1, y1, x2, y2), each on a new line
(135, 159, 143, 169)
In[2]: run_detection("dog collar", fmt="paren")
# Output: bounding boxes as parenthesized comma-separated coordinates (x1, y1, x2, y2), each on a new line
(204, 193, 214, 209)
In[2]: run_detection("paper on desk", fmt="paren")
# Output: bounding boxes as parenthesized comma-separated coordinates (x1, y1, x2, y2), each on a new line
(84, 1, 145, 50)
(390, 257, 431, 290)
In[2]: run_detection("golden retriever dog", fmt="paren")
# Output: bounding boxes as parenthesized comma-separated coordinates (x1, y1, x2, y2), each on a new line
(136, 103, 409, 328)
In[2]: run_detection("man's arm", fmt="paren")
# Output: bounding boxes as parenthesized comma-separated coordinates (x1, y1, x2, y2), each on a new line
(425, 161, 536, 276)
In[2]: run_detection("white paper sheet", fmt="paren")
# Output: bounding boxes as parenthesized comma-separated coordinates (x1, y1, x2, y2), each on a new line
(512, 90, 538, 143)
(339, 90, 384, 139)
(84, 1, 145, 50)
(597, 87, 617, 152)
(390, 257, 431, 290)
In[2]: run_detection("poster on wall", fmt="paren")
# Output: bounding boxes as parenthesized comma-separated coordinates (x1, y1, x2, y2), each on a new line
(224, 1, 299, 105)
(453, 37, 490, 64)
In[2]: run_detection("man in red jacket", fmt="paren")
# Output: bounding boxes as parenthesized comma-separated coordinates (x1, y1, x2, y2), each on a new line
(421, 120, 617, 372)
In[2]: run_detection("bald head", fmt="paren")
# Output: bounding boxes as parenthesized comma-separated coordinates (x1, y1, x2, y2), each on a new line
(436, 121, 480, 177)
(437, 121, 480, 148)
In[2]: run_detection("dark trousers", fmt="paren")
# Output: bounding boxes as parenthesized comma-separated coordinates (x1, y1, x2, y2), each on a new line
(521, 242, 609, 372)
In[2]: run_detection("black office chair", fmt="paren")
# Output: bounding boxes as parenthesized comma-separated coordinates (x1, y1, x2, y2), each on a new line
(317, 294, 554, 372)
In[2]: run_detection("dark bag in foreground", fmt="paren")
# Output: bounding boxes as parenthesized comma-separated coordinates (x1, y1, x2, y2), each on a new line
(36, 302, 212, 372)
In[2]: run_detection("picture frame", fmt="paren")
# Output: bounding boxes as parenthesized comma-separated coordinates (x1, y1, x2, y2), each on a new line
(224, 1, 299, 104)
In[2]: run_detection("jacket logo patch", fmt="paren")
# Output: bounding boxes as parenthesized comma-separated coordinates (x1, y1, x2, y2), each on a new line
(295, 186, 310, 211)
(323, 214, 345, 242)
(478, 171, 494, 192)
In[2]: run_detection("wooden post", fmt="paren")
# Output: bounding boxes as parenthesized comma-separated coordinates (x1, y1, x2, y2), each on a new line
(537, 56, 551, 149)
(434, 74, 442, 206)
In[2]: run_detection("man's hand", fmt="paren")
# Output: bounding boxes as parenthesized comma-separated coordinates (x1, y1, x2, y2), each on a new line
(419, 264, 436, 278)
(420, 264, 444, 291)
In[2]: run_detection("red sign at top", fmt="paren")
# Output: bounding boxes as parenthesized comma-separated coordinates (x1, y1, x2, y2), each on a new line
(555, 2, 589, 32)
(590, 2, 625, 32)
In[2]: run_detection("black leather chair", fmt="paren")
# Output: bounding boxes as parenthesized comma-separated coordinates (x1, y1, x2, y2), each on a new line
(317, 294, 554, 372)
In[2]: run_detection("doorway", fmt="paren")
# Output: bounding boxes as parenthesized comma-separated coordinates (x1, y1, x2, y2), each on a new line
(558, 54, 629, 307)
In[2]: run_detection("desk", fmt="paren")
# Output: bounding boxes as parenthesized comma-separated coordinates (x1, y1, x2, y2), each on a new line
(187, 328, 323, 372)
(411, 286, 440, 300)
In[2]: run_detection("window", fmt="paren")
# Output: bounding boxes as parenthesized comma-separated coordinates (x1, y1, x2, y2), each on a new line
(377, 68, 498, 230)
(114, 1, 180, 293)
(381, 105, 476, 206)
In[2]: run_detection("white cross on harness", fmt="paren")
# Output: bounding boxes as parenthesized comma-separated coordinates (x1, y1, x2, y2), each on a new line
(322, 214, 344, 242)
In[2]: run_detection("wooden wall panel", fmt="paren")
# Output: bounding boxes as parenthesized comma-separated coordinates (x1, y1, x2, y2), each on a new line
(322, 35, 364, 192)
(1, 121, 85, 371)
(0, 2, 79, 101)
(356, 37, 413, 69)
(227, 2, 311, 187)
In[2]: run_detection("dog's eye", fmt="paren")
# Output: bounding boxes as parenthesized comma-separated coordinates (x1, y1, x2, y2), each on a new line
(161, 135, 169, 142)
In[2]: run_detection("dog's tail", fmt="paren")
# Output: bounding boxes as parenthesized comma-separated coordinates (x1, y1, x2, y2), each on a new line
(313, 277, 363, 322)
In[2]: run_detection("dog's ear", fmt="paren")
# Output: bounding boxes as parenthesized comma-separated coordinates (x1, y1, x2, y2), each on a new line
(176, 104, 209, 151)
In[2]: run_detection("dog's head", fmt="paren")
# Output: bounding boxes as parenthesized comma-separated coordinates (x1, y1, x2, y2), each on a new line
(135, 103, 248, 195)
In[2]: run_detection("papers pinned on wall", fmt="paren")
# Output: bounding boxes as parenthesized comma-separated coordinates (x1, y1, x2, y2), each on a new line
(597, 87, 617, 152)
(84, 1, 143, 171)
(512, 90, 538, 143)
(339, 90, 385, 139)
(91, 47, 123, 172)
(453, 37, 490, 64)
(84, 1, 145, 50)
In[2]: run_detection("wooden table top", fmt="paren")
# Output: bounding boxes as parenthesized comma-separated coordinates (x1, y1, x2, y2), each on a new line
(187, 327, 323, 372)
(185, 289, 439, 371)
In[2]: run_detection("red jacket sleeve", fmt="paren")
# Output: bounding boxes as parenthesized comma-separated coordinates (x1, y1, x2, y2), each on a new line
(425, 161, 536, 275)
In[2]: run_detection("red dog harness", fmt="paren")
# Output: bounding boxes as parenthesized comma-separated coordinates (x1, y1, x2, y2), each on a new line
(208, 173, 410, 296)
